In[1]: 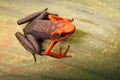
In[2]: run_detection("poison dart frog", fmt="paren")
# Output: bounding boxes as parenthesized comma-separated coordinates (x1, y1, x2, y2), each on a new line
(15, 8, 76, 62)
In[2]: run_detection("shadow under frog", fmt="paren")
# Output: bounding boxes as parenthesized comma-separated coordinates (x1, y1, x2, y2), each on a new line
(15, 8, 76, 62)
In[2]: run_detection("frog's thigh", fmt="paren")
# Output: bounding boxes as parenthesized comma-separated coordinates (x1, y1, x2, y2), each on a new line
(15, 32, 35, 53)
(26, 34, 40, 54)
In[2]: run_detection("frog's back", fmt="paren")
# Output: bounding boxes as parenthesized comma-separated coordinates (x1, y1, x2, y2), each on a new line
(23, 20, 61, 40)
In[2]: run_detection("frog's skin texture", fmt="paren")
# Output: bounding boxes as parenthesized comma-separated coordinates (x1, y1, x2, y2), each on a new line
(15, 8, 76, 62)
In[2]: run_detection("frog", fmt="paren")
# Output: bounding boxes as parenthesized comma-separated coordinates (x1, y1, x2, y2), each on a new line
(15, 8, 76, 62)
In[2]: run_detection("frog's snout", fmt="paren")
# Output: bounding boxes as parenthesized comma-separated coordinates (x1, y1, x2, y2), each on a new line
(70, 18, 74, 22)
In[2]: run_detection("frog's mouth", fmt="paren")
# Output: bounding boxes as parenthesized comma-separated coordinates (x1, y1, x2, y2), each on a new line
(61, 32, 71, 37)
(51, 32, 73, 41)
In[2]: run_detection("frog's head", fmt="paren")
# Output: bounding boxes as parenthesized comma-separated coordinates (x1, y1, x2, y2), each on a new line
(50, 18, 76, 42)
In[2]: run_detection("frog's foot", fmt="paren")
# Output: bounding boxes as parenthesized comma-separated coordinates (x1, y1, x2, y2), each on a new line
(15, 32, 42, 62)
(45, 41, 72, 58)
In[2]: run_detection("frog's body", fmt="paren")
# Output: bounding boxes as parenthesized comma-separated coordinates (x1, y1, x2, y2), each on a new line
(15, 8, 76, 62)
(24, 20, 61, 40)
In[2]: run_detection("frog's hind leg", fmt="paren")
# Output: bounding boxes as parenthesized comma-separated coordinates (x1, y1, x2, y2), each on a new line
(15, 32, 40, 62)
(17, 8, 48, 25)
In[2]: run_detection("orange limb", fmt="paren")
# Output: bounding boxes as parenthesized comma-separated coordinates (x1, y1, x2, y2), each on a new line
(45, 40, 71, 58)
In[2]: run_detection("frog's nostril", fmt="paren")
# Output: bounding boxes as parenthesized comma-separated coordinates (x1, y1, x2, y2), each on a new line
(71, 18, 74, 22)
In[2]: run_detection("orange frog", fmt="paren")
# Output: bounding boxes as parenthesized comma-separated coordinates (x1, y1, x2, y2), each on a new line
(15, 8, 76, 62)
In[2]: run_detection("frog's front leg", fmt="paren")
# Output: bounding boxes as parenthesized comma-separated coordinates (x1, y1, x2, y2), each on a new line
(15, 32, 41, 62)
(45, 40, 71, 58)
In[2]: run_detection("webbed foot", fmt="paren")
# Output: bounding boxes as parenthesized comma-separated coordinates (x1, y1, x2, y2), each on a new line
(45, 41, 72, 58)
